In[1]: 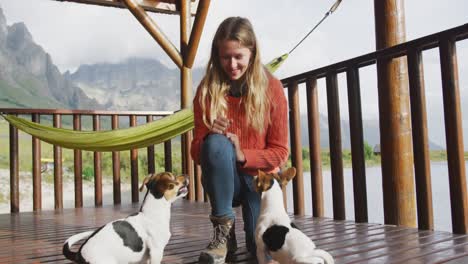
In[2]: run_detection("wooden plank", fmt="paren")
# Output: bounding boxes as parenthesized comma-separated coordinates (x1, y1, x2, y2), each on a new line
(407, 47, 434, 231)
(326, 72, 345, 220)
(439, 34, 468, 234)
(346, 67, 368, 223)
(305, 77, 324, 217)
(287, 80, 305, 216)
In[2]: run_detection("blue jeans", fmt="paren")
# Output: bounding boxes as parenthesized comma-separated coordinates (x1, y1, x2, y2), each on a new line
(201, 134, 260, 254)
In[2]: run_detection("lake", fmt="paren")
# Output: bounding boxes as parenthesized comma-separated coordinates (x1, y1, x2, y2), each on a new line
(285, 161, 468, 232)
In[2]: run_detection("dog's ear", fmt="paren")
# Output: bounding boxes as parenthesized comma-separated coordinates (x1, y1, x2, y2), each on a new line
(150, 172, 177, 199)
(139, 174, 152, 192)
(139, 173, 165, 192)
(279, 167, 296, 187)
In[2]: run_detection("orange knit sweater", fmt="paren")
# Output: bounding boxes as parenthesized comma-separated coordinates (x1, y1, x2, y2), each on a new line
(191, 75, 289, 176)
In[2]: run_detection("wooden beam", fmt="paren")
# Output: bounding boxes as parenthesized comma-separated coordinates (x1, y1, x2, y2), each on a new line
(186, 0, 210, 68)
(122, 0, 183, 68)
(54, 0, 198, 15)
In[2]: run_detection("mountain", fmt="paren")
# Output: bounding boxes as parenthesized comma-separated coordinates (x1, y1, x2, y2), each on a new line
(70, 58, 204, 111)
(0, 7, 100, 109)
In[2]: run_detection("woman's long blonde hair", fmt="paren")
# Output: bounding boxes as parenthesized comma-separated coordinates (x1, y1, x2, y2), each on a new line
(199, 17, 269, 132)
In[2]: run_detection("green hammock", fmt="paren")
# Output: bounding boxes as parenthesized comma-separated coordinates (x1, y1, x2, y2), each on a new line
(2, 108, 194, 152)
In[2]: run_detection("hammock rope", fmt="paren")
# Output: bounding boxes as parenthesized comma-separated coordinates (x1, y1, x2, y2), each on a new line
(1, 1, 343, 151)
(266, 0, 343, 71)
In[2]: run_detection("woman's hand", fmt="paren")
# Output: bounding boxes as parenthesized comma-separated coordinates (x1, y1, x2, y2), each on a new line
(210, 117, 230, 134)
(226, 132, 245, 163)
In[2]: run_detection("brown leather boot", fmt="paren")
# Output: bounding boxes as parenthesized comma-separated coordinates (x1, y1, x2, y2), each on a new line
(198, 216, 235, 264)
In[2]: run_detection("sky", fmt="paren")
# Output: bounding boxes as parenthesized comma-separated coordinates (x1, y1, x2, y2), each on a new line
(0, 0, 467, 147)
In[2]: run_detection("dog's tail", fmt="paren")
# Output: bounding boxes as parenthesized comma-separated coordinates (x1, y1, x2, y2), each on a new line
(309, 249, 334, 264)
(62, 231, 93, 261)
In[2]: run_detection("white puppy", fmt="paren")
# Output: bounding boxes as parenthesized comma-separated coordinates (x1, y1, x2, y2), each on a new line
(254, 168, 334, 264)
(63, 172, 189, 264)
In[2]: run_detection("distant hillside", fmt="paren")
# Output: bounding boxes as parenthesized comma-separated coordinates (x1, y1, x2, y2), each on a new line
(0, 7, 100, 109)
(70, 58, 204, 111)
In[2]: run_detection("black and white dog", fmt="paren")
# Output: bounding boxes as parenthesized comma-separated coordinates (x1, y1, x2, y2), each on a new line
(63, 172, 189, 264)
(254, 168, 334, 264)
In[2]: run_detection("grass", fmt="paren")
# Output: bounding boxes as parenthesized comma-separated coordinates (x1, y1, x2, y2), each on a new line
(0, 78, 67, 109)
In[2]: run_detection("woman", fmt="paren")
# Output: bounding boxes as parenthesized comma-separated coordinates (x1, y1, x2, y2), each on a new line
(191, 16, 289, 263)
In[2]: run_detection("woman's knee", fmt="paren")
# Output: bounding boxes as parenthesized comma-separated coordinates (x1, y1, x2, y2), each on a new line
(201, 134, 235, 163)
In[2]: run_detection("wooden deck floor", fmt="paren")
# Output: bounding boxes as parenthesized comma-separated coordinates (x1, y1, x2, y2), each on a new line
(1, 200, 468, 264)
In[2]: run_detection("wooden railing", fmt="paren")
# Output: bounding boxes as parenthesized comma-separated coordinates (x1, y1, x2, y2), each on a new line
(1, 109, 175, 212)
(1, 23, 467, 234)
(283, 23, 468, 234)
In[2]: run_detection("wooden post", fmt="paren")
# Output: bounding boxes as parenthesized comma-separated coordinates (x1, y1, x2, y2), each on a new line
(439, 35, 468, 234)
(146, 115, 155, 174)
(195, 164, 204, 202)
(53, 114, 63, 209)
(407, 48, 434, 230)
(288, 81, 305, 216)
(180, 0, 195, 200)
(9, 120, 19, 213)
(130, 115, 139, 203)
(346, 68, 368, 223)
(164, 140, 172, 172)
(186, 0, 211, 68)
(112, 115, 121, 205)
(32, 114, 42, 211)
(326, 72, 345, 220)
(374, 0, 416, 227)
(73, 114, 83, 208)
(306, 77, 324, 217)
(93, 115, 102, 207)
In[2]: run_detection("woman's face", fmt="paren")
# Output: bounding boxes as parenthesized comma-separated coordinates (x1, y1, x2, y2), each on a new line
(218, 40, 252, 80)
